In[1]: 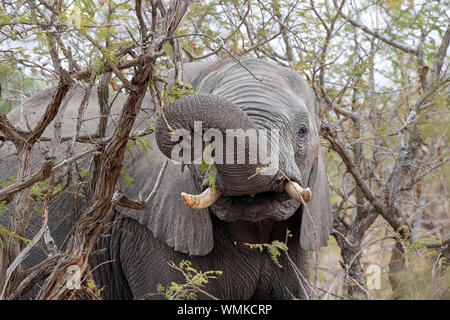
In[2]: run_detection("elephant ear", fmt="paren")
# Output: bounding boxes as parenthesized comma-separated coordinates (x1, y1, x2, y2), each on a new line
(117, 135, 214, 256)
(300, 154, 333, 250)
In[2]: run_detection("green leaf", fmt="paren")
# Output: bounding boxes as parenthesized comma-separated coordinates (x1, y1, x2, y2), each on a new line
(120, 169, 135, 189)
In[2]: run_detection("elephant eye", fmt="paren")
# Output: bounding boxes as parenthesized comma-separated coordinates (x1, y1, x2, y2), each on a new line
(297, 125, 308, 137)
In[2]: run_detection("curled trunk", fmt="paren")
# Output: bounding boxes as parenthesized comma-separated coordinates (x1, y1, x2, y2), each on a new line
(155, 94, 275, 196)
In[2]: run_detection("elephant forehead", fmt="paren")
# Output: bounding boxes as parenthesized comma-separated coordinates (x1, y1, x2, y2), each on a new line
(200, 61, 310, 126)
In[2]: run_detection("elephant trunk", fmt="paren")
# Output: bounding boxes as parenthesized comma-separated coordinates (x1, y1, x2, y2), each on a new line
(155, 94, 276, 197)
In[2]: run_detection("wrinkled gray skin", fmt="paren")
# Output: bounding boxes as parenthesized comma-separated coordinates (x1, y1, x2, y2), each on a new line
(0, 58, 332, 299)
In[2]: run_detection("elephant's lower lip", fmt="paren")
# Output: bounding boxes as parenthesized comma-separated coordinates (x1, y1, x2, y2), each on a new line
(209, 191, 301, 222)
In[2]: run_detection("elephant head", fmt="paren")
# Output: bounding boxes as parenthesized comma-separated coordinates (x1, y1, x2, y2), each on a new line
(121, 58, 332, 255)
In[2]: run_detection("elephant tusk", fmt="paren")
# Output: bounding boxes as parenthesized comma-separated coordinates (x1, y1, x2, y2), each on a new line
(284, 181, 312, 204)
(181, 187, 223, 210)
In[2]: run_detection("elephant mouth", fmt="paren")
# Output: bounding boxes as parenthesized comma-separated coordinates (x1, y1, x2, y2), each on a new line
(180, 180, 311, 222)
(210, 191, 301, 222)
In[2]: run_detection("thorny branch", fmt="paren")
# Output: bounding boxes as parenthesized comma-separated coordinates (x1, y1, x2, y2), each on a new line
(0, 0, 194, 300)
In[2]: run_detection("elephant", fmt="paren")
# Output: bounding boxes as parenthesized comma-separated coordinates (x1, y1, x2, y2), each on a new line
(0, 57, 332, 300)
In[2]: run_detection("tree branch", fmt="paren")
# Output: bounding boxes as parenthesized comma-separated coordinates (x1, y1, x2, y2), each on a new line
(338, 10, 419, 55)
